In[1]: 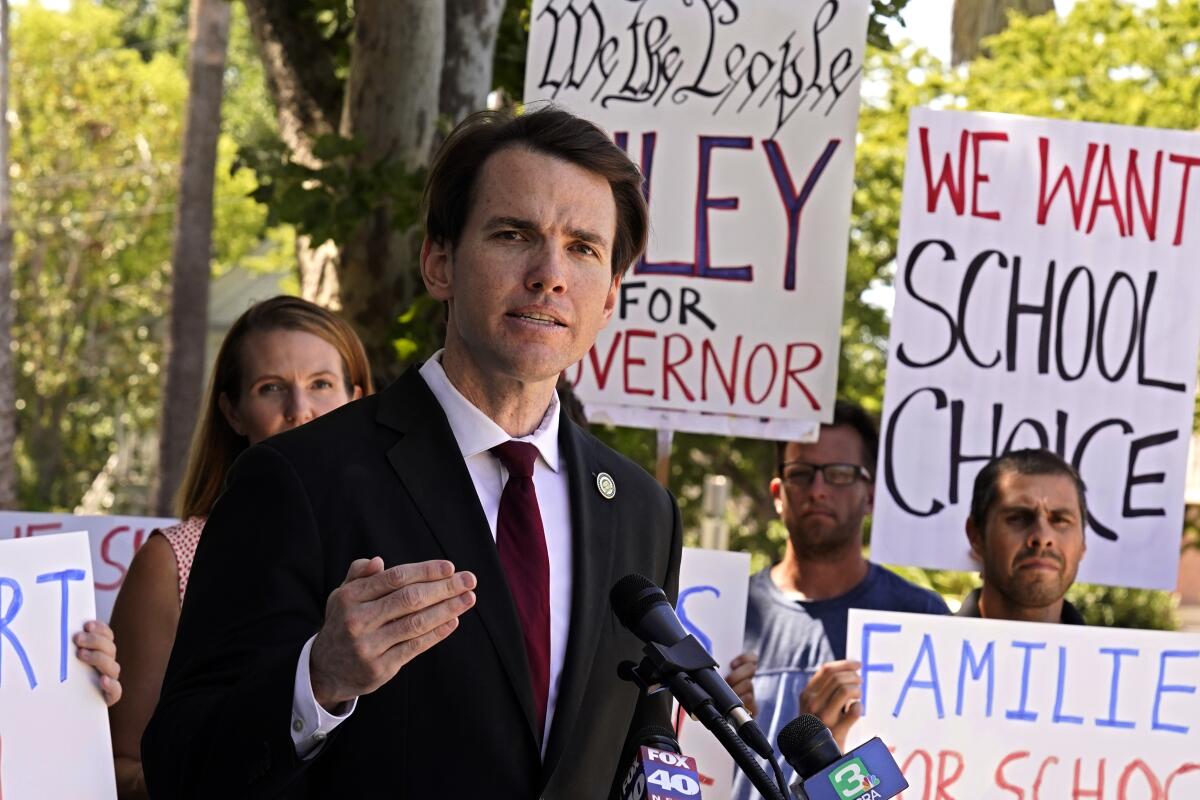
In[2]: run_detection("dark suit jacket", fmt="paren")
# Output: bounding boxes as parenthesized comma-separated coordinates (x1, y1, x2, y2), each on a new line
(142, 367, 682, 799)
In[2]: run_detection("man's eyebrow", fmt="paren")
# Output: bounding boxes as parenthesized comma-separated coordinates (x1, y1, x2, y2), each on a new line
(482, 216, 610, 248)
(567, 226, 609, 248)
(995, 502, 1037, 513)
(483, 215, 537, 231)
(997, 500, 1077, 516)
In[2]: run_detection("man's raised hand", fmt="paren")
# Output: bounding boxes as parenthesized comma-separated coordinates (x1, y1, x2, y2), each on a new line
(310, 557, 477, 712)
(724, 651, 759, 717)
(799, 659, 863, 748)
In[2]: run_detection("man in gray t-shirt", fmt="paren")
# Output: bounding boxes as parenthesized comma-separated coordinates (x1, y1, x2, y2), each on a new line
(727, 402, 948, 800)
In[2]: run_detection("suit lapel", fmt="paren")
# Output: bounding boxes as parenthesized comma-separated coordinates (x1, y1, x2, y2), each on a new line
(378, 368, 540, 745)
(541, 419, 617, 777)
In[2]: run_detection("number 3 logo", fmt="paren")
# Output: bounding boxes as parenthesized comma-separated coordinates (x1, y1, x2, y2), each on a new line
(830, 758, 870, 798)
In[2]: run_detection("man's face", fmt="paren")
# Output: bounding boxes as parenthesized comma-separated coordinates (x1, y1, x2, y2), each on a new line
(771, 426, 874, 559)
(421, 147, 620, 388)
(967, 470, 1086, 610)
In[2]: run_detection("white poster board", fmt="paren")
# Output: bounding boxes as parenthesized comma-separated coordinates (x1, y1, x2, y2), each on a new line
(873, 108, 1200, 589)
(674, 547, 751, 799)
(845, 610, 1200, 800)
(524, 0, 871, 439)
(0, 532, 117, 799)
(0, 511, 176, 623)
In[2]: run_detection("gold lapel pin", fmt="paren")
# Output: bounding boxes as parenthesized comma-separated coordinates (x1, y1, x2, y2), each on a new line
(596, 472, 616, 499)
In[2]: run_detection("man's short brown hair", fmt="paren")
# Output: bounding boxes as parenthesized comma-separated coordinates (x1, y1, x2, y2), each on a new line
(970, 449, 1089, 535)
(422, 105, 648, 280)
(775, 401, 880, 478)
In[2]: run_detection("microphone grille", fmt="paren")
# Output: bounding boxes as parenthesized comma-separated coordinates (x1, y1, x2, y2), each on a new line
(610, 573, 663, 628)
(777, 714, 829, 756)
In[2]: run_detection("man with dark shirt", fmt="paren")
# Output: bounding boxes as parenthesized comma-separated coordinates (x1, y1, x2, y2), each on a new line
(956, 448, 1088, 625)
(728, 402, 947, 799)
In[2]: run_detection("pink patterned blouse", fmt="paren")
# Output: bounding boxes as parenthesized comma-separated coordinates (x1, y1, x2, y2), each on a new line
(156, 516, 206, 603)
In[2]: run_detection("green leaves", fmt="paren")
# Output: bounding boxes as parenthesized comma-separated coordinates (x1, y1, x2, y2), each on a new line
(235, 133, 427, 253)
(10, 2, 273, 512)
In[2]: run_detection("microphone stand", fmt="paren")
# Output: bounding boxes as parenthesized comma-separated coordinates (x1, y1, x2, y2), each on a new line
(618, 635, 790, 800)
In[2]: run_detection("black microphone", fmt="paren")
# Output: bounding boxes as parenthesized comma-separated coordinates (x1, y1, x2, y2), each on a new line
(777, 715, 908, 800)
(610, 574, 774, 760)
(617, 726, 702, 800)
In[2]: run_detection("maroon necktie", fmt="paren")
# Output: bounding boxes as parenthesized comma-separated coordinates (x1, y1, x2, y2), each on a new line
(490, 440, 551, 737)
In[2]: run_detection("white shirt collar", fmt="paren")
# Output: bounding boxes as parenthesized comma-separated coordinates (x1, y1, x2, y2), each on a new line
(418, 350, 561, 473)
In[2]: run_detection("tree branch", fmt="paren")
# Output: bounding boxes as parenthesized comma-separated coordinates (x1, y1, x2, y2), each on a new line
(243, 0, 342, 164)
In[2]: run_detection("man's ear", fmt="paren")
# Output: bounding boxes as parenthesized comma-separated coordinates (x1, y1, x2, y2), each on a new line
(966, 517, 983, 563)
(599, 273, 621, 328)
(218, 393, 246, 437)
(420, 237, 454, 301)
(770, 477, 784, 516)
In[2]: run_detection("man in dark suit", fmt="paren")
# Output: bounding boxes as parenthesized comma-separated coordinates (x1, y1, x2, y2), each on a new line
(142, 107, 682, 798)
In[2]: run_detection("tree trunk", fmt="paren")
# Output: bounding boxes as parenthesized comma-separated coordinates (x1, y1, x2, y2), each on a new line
(154, 0, 231, 516)
(242, 0, 341, 166)
(243, 0, 344, 311)
(440, 0, 505, 125)
(243, 2, 506, 380)
(336, 0, 444, 381)
(951, 0, 1055, 65)
(0, 0, 16, 509)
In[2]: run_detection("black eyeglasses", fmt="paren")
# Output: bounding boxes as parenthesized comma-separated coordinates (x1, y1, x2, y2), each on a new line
(778, 461, 872, 488)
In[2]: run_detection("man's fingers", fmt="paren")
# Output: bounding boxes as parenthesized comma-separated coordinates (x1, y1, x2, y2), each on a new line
(729, 678, 756, 713)
(814, 671, 862, 714)
(814, 660, 861, 680)
(372, 589, 476, 650)
(804, 660, 854, 698)
(371, 570, 477, 623)
(725, 660, 756, 686)
(380, 615, 464, 671)
(804, 667, 861, 721)
(729, 651, 758, 670)
(343, 556, 385, 584)
(829, 682, 862, 710)
(843, 697, 864, 722)
(806, 661, 861, 698)
(347, 559, 457, 603)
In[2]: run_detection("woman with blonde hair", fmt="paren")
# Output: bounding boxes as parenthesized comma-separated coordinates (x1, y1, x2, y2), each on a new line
(107, 296, 373, 798)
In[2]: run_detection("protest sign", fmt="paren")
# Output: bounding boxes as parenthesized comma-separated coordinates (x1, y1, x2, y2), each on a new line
(845, 610, 1200, 800)
(872, 108, 1200, 589)
(0, 532, 117, 799)
(0, 511, 176, 623)
(673, 547, 750, 798)
(524, 0, 870, 439)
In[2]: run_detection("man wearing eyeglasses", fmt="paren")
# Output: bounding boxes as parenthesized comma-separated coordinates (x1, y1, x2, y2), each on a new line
(728, 401, 948, 799)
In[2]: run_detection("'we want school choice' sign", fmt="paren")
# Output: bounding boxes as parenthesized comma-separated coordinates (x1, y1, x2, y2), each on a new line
(0, 533, 117, 799)
(846, 611, 1200, 800)
(873, 109, 1200, 590)
(524, 0, 870, 438)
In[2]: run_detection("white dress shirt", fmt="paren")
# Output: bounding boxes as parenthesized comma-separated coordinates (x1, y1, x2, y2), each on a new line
(290, 351, 574, 757)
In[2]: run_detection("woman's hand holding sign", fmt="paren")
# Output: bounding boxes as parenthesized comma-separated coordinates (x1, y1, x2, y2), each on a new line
(309, 557, 477, 713)
(75, 620, 123, 706)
